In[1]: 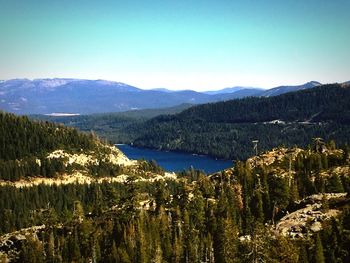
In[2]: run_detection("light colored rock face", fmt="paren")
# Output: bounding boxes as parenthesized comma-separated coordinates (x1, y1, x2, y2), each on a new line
(0, 170, 178, 188)
(275, 193, 347, 238)
(247, 147, 345, 170)
(47, 150, 97, 166)
(106, 145, 138, 166)
(310, 221, 322, 232)
(0, 225, 46, 261)
(247, 147, 303, 168)
(295, 193, 348, 204)
(47, 145, 137, 167)
(0, 141, 179, 188)
(0, 172, 127, 188)
(319, 165, 350, 178)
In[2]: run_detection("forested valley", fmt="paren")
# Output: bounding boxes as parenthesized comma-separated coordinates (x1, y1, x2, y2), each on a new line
(1, 110, 350, 262)
(129, 83, 350, 160)
(34, 83, 350, 160)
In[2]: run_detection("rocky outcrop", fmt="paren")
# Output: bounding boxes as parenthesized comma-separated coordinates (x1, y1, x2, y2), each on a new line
(275, 193, 348, 238)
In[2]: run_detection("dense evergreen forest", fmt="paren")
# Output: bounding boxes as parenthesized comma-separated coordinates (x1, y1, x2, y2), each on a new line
(0, 111, 96, 160)
(31, 103, 193, 143)
(32, 84, 350, 160)
(129, 84, 350, 159)
(175, 84, 350, 124)
(0, 111, 138, 181)
(1, 110, 350, 262)
(1, 142, 350, 262)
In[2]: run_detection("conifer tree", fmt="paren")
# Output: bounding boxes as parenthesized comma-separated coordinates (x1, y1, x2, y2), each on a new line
(314, 233, 325, 263)
(46, 230, 55, 263)
(299, 244, 309, 263)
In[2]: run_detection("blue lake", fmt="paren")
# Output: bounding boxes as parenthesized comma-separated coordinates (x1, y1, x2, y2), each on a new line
(116, 144, 233, 174)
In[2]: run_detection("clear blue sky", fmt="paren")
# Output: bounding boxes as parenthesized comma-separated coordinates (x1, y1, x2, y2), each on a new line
(0, 0, 349, 90)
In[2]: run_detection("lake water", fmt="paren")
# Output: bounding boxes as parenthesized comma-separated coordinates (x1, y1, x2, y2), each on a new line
(116, 144, 232, 174)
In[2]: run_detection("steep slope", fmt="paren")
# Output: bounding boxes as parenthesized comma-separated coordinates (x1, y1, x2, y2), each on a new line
(1, 143, 349, 262)
(259, 81, 321, 97)
(128, 84, 350, 159)
(0, 111, 138, 181)
(0, 111, 96, 161)
(176, 83, 349, 123)
(206, 81, 320, 97)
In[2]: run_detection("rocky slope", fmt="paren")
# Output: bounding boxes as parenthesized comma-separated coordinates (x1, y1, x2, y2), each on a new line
(1, 142, 349, 262)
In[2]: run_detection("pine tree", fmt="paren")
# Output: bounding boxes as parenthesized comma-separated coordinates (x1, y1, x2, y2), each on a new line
(110, 241, 118, 262)
(327, 175, 344, 193)
(222, 217, 239, 263)
(68, 229, 81, 262)
(46, 230, 55, 263)
(299, 244, 309, 263)
(137, 210, 148, 263)
(159, 207, 172, 261)
(73, 200, 85, 222)
(117, 247, 132, 263)
(20, 236, 44, 263)
(314, 233, 325, 263)
(251, 188, 264, 223)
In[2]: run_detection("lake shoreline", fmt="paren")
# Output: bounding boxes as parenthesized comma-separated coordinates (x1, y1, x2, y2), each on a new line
(116, 144, 233, 174)
(115, 144, 232, 161)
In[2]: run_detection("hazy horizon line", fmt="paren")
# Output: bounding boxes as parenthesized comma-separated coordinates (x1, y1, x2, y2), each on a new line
(0, 77, 337, 92)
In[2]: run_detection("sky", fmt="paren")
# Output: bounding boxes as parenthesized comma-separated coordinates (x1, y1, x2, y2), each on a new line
(0, 0, 349, 91)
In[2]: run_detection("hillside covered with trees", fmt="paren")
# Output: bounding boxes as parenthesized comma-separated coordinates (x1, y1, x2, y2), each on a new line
(175, 83, 350, 124)
(33, 84, 350, 160)
(1, 93, 350, 262)
(1, 135, 350, 262)
(30, 103, 193, 144)
(0, 111, 160, 182)
(128, 83, 350, 159)
(0, 112, 96, 160)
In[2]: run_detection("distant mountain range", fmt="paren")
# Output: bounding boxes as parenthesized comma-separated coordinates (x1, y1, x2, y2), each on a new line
(204, 86, 261, 95)
(258, 81, 321, 97)
(0, 78, 336, 114)
(0, 79, 210, 114)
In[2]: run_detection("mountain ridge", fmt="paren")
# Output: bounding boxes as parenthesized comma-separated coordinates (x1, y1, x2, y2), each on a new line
(258, 81, 322, 97)
(204, 86, 262, 95)
(0, 78, 331, 114)
(127, 83, 350, 159)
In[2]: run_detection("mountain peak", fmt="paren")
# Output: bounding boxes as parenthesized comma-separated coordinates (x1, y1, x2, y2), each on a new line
(305, 81, 322, 87)
(259, 81, 322, 97)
